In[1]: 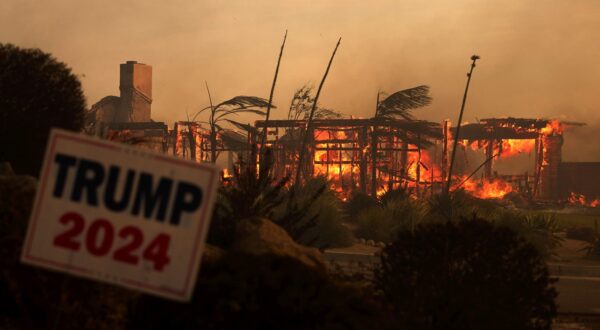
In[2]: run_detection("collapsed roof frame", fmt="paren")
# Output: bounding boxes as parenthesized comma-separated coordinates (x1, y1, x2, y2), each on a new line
(254, 118, 442, 197)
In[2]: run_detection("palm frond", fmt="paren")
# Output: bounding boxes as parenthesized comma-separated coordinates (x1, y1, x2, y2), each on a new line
(377, 85, 432, 120)
(223, 119, 258, 134)
(313, 108, 343, 119)
(191, 106, 212, 121)
(220, 129, 251, 151)
(215, 96, 273, 110)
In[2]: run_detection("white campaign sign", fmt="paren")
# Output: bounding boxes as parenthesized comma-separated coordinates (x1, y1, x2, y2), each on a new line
(21, 129, 219, 301)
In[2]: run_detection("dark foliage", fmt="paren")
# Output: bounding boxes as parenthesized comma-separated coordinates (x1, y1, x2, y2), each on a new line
(131, 253, 394, 330)
(344, 190, 379, 222)
(208, 149, 288, 248)
(278, 176, 354, 249)
(208, 148, 322, 248)
(0, 44, 86, 176)
(287, 85, 342, 121)
(376, 85, 432, 120)
(192, 87, 271, 163)
(566, 226, 597, 243)
(426, 189, 498, 222)
(378, 185, 412, 206)
(373, 85, 441, 149)
(582, 238, 600, 260)
(375, 218, 557, 330)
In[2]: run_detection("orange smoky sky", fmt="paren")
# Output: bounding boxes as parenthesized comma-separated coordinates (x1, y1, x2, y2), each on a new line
(1, 0, 599, 161)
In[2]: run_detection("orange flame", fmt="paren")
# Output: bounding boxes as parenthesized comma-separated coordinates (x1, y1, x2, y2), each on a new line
(541, 120, 563, 136)
(461, 139, 535, 158)
(458, 176, 513, 199)
(568, 192, 600, 208)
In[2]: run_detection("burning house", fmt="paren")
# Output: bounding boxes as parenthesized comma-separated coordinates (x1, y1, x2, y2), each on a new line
(253, 118, 442, 198)
(453, 118, 565, 200)
(88, 62, 600, 206)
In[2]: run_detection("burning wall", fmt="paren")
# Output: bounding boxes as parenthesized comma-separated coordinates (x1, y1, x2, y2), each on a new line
(454, 118, 565, 200)
(255, 118, 443, 198)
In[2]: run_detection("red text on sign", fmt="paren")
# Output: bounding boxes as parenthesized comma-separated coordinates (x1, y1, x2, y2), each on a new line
(53, 212, 171, 271)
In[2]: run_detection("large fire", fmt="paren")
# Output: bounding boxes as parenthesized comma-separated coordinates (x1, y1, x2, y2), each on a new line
(292, 118, 565, 201)
(457, 176, 513, 199)
(313, 129, 360, 196)
(461, 139, 535, 158)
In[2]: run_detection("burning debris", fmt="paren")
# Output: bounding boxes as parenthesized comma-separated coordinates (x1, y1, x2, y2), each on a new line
(86, 60, 599, 207)
(568, 192, 600, 208)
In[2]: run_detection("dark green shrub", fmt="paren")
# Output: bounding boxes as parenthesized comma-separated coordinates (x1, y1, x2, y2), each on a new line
(355, 196, 426, 243)
(209, 149, 319, 248)
(425, 192, 561, 258)
(425, 189, 498, 222)
(375, 218, 557, 330)
(494, 212, 562, 259)
(0, 44, 86, 176)
(131, 253, 393, 330)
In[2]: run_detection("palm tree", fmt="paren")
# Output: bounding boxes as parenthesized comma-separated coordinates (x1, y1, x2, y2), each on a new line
(288, 85, 342, 121)
(371, 85, 440, 196)
(375, 85, 432, 120)
(192, 82, 273, 163)
(374, 85, 439, 146)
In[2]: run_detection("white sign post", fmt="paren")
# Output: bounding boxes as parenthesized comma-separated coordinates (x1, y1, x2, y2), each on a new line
(21, 129, 219, 301)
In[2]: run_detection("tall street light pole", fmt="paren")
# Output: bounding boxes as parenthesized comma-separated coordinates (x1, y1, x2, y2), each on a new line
(444, 55, 480, 195)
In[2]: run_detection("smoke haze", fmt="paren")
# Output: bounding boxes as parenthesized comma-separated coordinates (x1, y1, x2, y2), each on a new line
(1, 0, 599, 160)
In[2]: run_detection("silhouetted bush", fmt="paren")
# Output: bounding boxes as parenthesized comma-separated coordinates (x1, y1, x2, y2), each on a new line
(375, 218, 557, 330)
(131, 253, 394, 330)
(493, 212, 562, 259)
(425, 189, 498, 222)
(355, 195, 426, 243)
(566, 226, 597, 243)
(210, 148, 327, 248)
(344, 190, 378, 223)
(582, 237, 600, 260)
(278, 176, 354, 248)
(0, 44, 86, 176)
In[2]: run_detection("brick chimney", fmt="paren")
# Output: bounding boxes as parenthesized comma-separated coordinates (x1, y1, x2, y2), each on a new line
(119, 61, 152, 122)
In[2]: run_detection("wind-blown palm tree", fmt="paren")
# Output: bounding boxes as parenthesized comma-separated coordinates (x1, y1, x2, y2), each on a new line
(374, 85, 439, 146)
(193, 82, 273, 163)
(375, 85, 431, 120)
(370, 85, 440, 196)
(288, 85, 342, 121)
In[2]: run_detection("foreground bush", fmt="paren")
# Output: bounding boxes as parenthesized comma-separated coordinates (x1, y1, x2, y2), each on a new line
(282, 176, 354, 248)
(210, 150, 325, 248)
(0, 44, 86, 176)
(354, 195, 425, 243)
(131, 253, 393, 329)
(494, 212, 562, 259)
(566, 226, 597, 243)
(375, 218, 557, 330)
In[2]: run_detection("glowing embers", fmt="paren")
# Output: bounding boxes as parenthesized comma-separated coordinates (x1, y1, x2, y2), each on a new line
(457, 176, 514, 199)
(568, 192, 600, 208)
